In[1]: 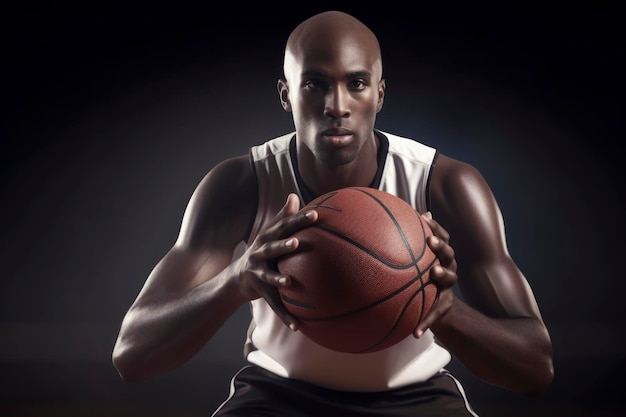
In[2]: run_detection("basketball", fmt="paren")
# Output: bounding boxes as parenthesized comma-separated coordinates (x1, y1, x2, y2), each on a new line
(276, 186, 439, 354)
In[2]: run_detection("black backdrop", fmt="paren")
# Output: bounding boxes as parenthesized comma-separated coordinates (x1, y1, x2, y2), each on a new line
(2, 2, 624, 416)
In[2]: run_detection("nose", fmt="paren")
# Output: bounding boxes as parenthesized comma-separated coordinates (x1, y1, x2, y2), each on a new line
(323, 86, 350, 119)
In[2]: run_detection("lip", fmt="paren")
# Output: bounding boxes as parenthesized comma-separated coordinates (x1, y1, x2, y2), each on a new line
(321, 127, 353, 136)
(320, 128, 354, 146)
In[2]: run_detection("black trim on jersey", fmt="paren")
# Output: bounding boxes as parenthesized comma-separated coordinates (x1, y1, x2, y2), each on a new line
(426, 150, 440, 213)
(372, 129, 389, 187)
(288, 135, 314, 204)
(288, 131, 389, 204)
(245, 149, 260, 244)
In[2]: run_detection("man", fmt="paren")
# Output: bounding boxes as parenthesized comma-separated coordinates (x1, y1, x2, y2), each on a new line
(112, 10, 553, 416)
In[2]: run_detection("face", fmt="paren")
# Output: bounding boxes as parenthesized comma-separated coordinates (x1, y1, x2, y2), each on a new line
(279, 29, 385, 169)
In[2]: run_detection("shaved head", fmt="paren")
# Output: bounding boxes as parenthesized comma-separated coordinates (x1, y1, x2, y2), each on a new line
(283, 11, 383, 82)
(276, 10, 386, 190)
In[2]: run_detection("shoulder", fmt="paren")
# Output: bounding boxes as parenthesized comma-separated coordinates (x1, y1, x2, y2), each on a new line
(432, 153, 487, 195)
(250, 132, 295, 161)
(176, 155, 257, 249)
(378, 130, 437, 159)
(197, 154, 255, 196)
(430, 153, 505, 256)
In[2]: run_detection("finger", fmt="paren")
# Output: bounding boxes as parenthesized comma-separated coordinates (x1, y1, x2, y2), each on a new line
(263, 194, 301, 232)
(280, 193, 302, 218)
(265, 288, 300, 331)
(421, 212, 450, 243)
(267, 205, 318, 242)
(414, 291, 451, 337)
(251, 230, 307, 266)
(414, 309, 439, 338)
(427, 235, 456, 270)
(429, 263, 457, 289)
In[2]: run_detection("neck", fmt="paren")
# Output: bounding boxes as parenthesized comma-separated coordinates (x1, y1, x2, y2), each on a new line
(297, 132, 380, 198)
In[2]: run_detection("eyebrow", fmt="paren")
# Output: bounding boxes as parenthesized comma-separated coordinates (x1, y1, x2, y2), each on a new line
(301, 70, 372, 79)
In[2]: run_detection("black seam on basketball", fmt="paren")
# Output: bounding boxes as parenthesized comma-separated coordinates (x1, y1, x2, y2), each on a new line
(305, 187, 429, 271)
(307, 191, 341, 212)
(312, 204, 342, 212)
(294, 257, 438, 320)
(313, 224, 422, 270)
(358, 281, 438, 353)
(280, 294, 319, 309)
(355, 188, 429, 272)
(356, 189, 426, 259)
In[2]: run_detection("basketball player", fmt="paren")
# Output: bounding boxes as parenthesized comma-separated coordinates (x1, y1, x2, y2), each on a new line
(112, 11, 554, 416)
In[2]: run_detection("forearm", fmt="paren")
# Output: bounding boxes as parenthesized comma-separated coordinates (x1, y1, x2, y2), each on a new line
(112, 263, 246, 381)
(432, 298, 554, 397)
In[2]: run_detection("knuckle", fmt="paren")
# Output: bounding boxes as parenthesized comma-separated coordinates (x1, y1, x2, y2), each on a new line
(260, 268, 273, 283)
(261, 243, 273, 256)
(248, 248, 262, 263)
(259, 225, 276, 241)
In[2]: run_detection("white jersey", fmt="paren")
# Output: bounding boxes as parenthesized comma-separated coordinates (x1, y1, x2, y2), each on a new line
(244, 130, 451, 392)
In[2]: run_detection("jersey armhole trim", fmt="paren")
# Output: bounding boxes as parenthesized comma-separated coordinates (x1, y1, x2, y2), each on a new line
(244, 149, 260, 244)
(426, 150, 440, 213)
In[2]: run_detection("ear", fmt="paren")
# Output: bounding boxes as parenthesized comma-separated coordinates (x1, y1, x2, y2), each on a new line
(277, 78, 292, 112)
(376, 79, 386, 113)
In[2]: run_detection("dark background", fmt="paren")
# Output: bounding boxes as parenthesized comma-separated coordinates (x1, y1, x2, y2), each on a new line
(2, 2, 624, 416)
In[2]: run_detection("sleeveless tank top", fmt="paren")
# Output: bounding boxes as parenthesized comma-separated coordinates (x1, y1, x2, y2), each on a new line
(244, 130, 451, 392)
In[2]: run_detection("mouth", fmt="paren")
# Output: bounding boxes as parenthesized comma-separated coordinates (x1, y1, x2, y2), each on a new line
(320, 128, 354, 146)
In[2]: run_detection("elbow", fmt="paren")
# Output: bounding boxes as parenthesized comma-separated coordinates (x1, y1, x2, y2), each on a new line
(111, 344, 148, 383)
(522, 373, 554, 398)
(521, 350, 555, 398)
(112, 361, 141, 383)
(532, 360, 555, 397)
(519, 321, 555, 397)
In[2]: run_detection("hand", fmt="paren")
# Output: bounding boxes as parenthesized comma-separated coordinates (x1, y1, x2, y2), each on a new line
(233, 193, 317, 330)
(414, 211, 457, 337)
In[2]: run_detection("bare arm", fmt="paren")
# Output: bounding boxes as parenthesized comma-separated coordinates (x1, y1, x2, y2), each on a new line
(418, 154, 554, 397)
(112, 155, 316, 381)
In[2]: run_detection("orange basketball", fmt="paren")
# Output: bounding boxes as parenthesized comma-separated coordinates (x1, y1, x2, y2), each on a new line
(277, 187, 439, 353)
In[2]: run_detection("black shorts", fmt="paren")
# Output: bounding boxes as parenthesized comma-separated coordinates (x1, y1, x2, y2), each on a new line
(211, 365, 479, 417)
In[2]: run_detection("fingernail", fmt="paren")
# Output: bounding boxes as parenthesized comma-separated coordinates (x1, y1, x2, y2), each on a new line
(285, 238, 294, 247)
(278, 277, 287, 285)
(305, 210, 315, 219)
(289, 323, 297, 331)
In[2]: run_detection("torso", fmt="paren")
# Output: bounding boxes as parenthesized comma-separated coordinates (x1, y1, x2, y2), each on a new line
(241, 130, 452, 391)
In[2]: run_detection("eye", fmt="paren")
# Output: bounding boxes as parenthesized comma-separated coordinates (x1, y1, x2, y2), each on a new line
(304, 79, 326, 90)
(348, 79, 367, 91)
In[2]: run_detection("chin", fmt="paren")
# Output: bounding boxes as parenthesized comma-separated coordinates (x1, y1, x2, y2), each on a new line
(319, 149, 359, 169)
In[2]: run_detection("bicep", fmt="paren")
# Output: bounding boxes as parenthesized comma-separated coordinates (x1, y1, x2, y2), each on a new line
(461, 252, 542, 320)
(177, 155, 256, 251)
(431, 155, 542, 319)
(140, 156, 256, 296)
